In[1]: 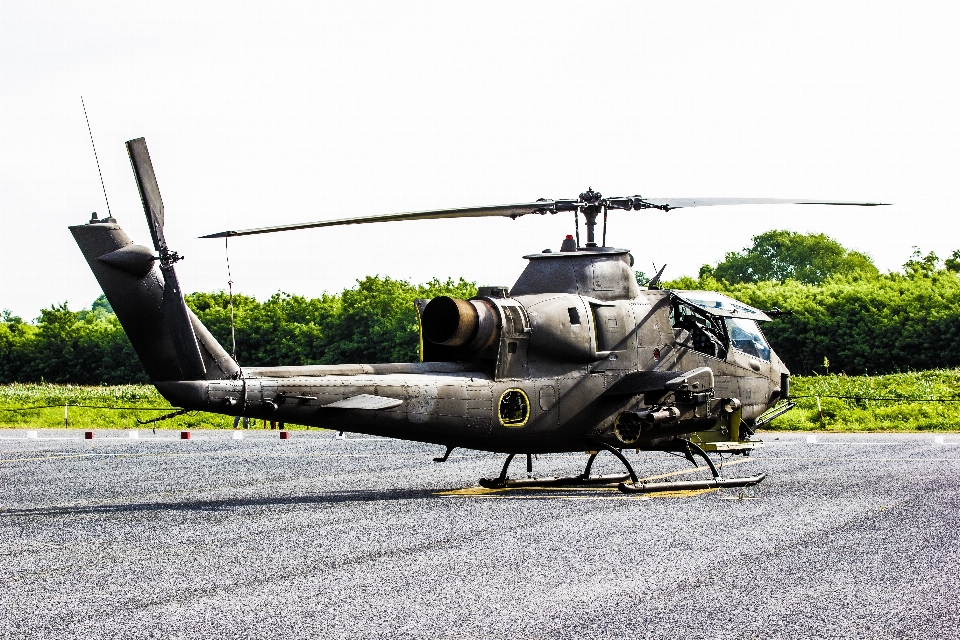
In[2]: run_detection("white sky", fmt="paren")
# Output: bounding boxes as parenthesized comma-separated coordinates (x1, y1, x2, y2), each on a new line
(1, 0, 958, 319)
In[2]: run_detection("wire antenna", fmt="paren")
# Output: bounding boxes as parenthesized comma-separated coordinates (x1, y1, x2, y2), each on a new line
(81, 97, 112, 218)
(225, 236, 238, 362)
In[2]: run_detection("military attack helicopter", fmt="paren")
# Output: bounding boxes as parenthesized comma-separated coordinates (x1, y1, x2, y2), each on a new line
(71, 138, 884, 493)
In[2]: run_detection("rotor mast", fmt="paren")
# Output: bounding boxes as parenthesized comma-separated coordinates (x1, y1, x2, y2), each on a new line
(578, 187, 604, 248)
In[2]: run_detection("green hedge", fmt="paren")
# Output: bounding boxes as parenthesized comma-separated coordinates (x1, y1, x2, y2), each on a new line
(0, 277, 475, 385)
(5, 267, 960, 383)
(777, 369, 960, 431)
(4, 371, 958, 431)
(0, 306, 147, 384)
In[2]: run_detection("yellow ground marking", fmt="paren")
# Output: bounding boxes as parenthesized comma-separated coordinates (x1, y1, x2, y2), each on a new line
(437, 487, 719, 501)
(443, 494, 650, 501)
(437, 486, 511, 496)
(645, 488, 718, 499)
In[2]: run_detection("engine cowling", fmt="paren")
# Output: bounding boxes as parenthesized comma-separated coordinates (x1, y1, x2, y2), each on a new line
(524, 294, 597, 362)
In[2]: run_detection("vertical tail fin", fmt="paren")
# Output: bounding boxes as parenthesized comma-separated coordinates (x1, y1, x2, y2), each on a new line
(70, 218, 239, 381)
(71, 136, 238, 381)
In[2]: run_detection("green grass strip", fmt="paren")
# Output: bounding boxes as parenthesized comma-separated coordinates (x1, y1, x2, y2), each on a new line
(3, 370, 960, 432)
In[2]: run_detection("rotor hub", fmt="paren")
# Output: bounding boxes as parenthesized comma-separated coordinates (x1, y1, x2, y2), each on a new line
(578, 187, 604, 247)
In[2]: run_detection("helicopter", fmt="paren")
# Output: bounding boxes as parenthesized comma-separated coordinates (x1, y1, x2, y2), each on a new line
(70, 137, 885, 493)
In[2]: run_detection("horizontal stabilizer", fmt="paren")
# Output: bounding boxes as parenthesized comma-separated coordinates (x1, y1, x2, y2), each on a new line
(322, 394, 403, 410)
(97, 243, 156, 278)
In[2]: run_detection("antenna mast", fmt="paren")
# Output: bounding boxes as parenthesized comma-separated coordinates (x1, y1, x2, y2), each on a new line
(81, 97, 112, 219)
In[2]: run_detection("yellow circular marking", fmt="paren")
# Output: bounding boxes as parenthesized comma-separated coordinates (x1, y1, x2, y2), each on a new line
(498, 388, 530, 428)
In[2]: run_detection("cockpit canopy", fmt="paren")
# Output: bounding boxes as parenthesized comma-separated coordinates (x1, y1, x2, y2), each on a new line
(670, 290, 772, 362)
(672, 290, 772, 322)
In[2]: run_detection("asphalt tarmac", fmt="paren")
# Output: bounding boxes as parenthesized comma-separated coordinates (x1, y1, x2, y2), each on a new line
(0, 429, 957, 640)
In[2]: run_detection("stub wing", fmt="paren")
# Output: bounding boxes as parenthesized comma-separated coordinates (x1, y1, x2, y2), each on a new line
(322, 394, 404, 410)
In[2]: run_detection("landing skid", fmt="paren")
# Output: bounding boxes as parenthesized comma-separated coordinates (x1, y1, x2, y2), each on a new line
(479, 440, 766, 494)
(479, 444, 636, 490)
(479, 473, 632, 490)
(620, 473, 767, 493)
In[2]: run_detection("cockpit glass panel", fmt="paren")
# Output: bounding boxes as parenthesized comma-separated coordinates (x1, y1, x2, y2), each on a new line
(670, 300, 728, 360)
(725, 318, 771, 361)
(675, 291, 769, 320)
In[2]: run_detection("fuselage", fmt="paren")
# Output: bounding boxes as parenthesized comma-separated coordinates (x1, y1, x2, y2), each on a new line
(72, 219, 787, 455)
(156, 252, 789, 454)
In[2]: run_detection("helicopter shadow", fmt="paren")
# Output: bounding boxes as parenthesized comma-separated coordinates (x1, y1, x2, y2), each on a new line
(1, 487, 442, 518)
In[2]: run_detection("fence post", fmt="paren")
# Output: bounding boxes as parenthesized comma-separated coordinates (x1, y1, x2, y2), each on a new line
(64, 404, 69, 428)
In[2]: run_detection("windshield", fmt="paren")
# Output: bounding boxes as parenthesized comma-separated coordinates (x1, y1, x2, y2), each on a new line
(724, 317, 770, 361)
(674, 291, 771, 321)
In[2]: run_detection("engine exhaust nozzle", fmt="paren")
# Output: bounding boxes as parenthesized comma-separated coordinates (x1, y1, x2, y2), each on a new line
(421, 296, 499, 351)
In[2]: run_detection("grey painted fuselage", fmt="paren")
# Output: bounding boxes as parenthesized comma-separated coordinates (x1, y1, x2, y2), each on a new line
(72, 219, 787, 455)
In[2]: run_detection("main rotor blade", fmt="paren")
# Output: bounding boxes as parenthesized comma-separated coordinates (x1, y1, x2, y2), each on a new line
(629, 197, 888, 210)
(126, 138, 167, 252)
(200, 202, 558, 238)
(201, 195, 889, 239)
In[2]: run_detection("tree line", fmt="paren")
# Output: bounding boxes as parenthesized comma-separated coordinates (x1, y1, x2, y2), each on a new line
(3, 231, 960, 383)
(662, 231, 960, 375)
(0, 277, 475, 385)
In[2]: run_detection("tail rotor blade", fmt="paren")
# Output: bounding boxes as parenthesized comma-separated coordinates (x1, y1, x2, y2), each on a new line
(125, 136, 206, 380)
(161, 266, 206, 380)
(126, 137, 167, 252)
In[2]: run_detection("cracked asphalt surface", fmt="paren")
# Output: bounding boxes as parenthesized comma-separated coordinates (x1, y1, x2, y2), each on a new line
(0, 430, 957, 640)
